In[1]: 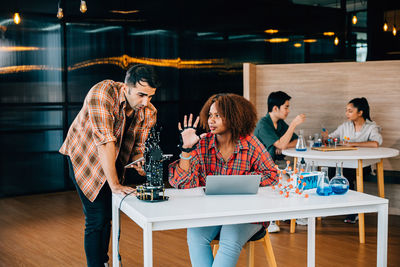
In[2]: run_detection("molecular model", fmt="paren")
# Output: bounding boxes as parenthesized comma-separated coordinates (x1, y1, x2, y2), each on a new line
(271, 160, 314, 198)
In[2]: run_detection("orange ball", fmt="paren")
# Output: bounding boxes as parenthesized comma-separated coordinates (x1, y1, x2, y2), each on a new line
(279, 191, 283, 195)
(302, 182, 306, 186)
(304, 194, 309, 198)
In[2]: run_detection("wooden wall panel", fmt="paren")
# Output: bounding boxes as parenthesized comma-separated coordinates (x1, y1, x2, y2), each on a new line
(243, 63, 257, 103)
(244, 61, 400, 170)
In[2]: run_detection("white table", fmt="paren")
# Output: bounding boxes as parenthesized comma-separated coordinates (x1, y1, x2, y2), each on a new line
(282, 147, 398, 242)
(112, 187, 388, 267)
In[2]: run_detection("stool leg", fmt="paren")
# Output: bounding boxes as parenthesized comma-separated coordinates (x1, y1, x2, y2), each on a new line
(212, 244, 219, 258)
(246, 242, 255, 267)
(290, 219, 296, 233)
(263, 232, 277, 267)
(276, 220, 280, 226)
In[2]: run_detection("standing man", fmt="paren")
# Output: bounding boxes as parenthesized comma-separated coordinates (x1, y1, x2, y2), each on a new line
(60, 64, 160, 267)
(254, 91, 306, 232)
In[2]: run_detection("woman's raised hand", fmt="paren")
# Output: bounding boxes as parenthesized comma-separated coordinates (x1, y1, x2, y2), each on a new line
(178, 114, 200, 148)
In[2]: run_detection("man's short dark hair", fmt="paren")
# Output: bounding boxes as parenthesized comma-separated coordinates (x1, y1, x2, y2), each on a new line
(267, 91, 291, 112)
(124, 64, 161, 89)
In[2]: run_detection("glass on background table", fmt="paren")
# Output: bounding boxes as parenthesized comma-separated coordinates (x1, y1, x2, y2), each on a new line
(282, 147, 399, 243)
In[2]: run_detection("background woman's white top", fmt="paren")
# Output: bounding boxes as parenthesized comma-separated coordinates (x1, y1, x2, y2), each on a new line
(329, 120, 383, 145)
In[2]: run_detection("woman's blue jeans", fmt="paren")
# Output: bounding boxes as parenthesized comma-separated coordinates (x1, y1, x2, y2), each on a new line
(187, 223, 262, 267)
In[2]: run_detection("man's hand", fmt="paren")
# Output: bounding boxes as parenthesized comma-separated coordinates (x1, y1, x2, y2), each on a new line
(109, 183, 136, 196)
(291, 114, 306, 128)
(131, 155, 146, 176)
(275, 148, 282, 155)
(132, 161, 146, 176)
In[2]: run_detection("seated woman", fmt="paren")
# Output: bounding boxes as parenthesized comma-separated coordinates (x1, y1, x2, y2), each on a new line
(322, 97, 382, 223)
(169, 93, 278, 267)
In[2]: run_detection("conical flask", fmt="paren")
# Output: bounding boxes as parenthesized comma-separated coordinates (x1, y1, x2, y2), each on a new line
(329, 162, 349, 194)
(296, 130, 307, 151)
(316, 167, 332, 196)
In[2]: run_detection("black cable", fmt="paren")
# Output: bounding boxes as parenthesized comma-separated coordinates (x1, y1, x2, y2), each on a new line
(117, 191, 135, 267)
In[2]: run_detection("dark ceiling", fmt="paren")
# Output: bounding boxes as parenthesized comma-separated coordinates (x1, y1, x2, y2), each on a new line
(0, 0, 346, 34)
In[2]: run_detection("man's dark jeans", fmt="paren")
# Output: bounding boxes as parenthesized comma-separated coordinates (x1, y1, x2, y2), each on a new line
(69, 159, 111, 267)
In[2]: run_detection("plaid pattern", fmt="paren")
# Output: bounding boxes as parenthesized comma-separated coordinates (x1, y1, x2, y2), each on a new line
(169, 133, 277, 189)
(169, 133, 278, 228)
(60, 80, 156, 202)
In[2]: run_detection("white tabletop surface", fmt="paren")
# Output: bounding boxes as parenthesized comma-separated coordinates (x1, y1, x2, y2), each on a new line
(113, 187, 389, 267)
(282, 147, 399, 160)
(115, 187, 387, 225)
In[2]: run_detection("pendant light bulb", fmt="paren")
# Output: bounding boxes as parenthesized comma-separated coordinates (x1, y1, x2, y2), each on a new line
(80, 1, 87, 13)
(393, 26, 397, 36)
(13, 13, 21, 24)
(57, 7, 64, 19)
(334, 36, 339, 46)
(383, 22, 388, 32)
(352, 15, 357, 25)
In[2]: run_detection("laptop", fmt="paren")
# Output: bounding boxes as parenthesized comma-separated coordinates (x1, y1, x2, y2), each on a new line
(204, 175, 261, 195)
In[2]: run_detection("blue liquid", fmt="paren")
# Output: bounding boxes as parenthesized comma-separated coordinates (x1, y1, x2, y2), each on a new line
(313, 142, 322, 147)
(331, 184, 349, 195)
(301, 175, 318, 190)
(296, 148, 307, 151)
(316, 186, 333, 196)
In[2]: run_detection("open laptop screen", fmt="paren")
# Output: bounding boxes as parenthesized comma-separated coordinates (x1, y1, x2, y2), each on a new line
(204, 175, 261, 195)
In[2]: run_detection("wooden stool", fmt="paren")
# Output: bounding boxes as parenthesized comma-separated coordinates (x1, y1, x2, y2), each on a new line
(210, 227, 277, 267)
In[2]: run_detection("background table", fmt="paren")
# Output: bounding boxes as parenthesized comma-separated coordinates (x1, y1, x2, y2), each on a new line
(282, 147, 398, 243)
(112, 187, 388, 267)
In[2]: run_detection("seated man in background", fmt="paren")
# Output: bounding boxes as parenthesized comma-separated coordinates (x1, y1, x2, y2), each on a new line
(254, 91, 306, 232)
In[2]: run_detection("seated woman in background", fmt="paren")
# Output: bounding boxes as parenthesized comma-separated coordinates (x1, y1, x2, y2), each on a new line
(169, 93, 278, 267)
(322, 97, 382, 223)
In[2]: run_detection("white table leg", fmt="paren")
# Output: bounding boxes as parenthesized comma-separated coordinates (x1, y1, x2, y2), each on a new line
(377, 204, 388, 267)
(307, 217, 316, 267)
(112, 197, 120, 267)
(143, 222, 153, 267)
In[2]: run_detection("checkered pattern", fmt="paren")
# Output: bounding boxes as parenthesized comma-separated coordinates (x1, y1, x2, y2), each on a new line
(60, 80, 156, 202)
(169, 133, 278, 188)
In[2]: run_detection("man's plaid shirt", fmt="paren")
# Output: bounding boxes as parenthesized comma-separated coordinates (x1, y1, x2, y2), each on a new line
(60, 80, 156, 202)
